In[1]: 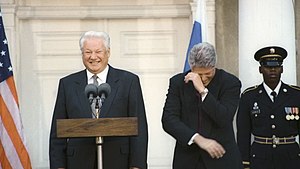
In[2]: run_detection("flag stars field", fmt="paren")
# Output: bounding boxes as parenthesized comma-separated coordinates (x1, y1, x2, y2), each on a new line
(1, 50, 6, 56)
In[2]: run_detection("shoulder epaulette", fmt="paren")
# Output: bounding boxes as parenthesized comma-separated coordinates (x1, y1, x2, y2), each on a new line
(242, 85, 258, 94)
(289, 85, 300, 91)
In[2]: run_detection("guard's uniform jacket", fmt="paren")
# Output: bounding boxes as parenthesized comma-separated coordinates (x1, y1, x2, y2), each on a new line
(237, 82, 300, 169)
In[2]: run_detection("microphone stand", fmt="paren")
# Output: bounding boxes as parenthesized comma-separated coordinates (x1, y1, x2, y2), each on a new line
(94, 96, 103, 169)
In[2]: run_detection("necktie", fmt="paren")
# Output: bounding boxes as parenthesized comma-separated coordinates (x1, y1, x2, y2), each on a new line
(91, 75, 99, 118)
(271, 91, 277, 102)
(92, 74, 99, 86)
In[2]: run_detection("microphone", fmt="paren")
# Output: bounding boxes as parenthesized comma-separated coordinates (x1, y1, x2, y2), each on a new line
(84, 84, 98, 104)
(97, 83, 111, 102)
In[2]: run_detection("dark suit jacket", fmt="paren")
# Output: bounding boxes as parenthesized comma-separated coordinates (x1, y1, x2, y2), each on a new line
(237, 83, 300, 169)
(49, 65, 148, 169)
(162, 69, 243, 169)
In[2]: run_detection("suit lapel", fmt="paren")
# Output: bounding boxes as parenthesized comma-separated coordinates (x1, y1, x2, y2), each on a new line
(75, 70, 92, 117)
(206, 69, 220, 98)
(99, 66, 119, 117)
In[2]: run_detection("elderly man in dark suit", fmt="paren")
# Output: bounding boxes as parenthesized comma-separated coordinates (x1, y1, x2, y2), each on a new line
(237, 46, 300, 169)
(162, 42, 243, 169)
(49, 31, 148, 169)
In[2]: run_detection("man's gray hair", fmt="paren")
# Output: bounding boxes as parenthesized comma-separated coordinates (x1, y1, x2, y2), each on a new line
(188, 42, 217, 68)
(79, 31, 110, 52)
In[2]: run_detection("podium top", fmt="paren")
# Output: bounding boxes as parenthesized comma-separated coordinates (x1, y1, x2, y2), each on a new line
(57, 117, 138, 138)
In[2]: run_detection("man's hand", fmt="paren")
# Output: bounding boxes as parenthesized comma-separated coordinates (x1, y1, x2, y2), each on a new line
(130, 167, 140, 169)
(193, 134, 225, 159)
(184, 72, 205, 93)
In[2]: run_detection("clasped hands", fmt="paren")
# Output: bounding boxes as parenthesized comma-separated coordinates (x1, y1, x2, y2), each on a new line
(193, 134, 226, 159)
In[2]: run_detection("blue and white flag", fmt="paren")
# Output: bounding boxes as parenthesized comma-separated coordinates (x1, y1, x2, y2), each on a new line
(183, 0, 206, 72)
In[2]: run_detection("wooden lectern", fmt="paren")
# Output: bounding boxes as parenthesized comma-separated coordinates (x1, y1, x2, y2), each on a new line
(56, 117, 138, 169)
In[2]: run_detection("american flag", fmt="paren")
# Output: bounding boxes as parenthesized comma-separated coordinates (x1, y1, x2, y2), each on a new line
(0, 10, 32, 169)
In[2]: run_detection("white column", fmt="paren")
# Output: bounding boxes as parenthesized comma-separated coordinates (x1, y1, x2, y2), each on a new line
(239, 0, 296, 90)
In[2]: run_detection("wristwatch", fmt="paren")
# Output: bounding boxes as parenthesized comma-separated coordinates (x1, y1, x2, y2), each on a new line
(200, 88, 208, 95)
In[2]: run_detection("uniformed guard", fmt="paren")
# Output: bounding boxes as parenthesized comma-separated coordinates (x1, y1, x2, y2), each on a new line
(237, 46, 300, 169)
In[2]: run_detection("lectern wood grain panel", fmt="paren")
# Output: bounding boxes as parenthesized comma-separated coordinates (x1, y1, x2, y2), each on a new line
(57, 117, 138, 138)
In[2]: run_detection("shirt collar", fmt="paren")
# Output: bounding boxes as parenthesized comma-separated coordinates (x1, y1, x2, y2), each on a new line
(86, 65, 109, 84)
(263, 81, 281, 95)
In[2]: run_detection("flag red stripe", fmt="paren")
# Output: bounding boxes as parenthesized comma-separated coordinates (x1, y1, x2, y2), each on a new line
(6, 77, 19, 106)
(0, 140, 13, 169)
(0, 95, 32, 169)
